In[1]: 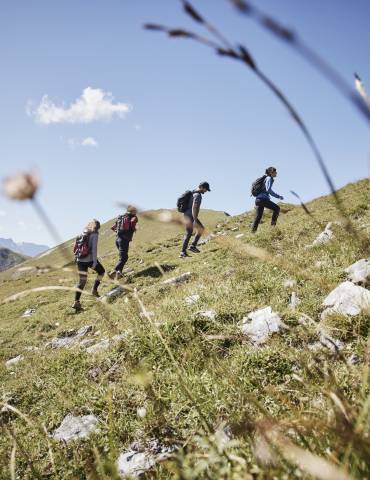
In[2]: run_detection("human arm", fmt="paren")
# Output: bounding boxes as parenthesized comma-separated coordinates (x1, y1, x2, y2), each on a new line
(192, 193, 201, 221)
(266, 177, 283, 200)
(131, 216, 138, 231)
(91, 233, 98, 267)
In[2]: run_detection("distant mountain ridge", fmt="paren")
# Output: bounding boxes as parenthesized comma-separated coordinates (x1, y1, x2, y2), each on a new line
(0, 247, 27, 272)
(0, 238, 49, 257)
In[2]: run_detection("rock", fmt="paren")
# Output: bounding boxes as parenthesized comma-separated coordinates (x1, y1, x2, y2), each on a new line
(101, 285, 125, 302)
(321, 281, 370, 319)
(345, 259, 370, 285)
(21, 308, 36, 318)
(5, 355, 24, 368)
(184, 294, 200, 305)
(241, 307, 282, 344)
(289, 292, 301, 310)
(48, 325, 93, 349)
(235, 233, 244, 239)
(86, 338, 110, 354)
(283, 279, 296, 289)
(231, 227, 239, 231)
(195, 310, 216, 320)
(52, 414, 99, 442)
(162, 272, 192, 285)
(198, 236, 211, 246)
(117, 441, 173, 478)
(318, 333, 344, 352)
(137, 407, 147, 418)
(311, 222, 334, 247)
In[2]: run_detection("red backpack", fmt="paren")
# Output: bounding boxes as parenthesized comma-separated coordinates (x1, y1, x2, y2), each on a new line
(111, 214, 137, 233)
(73, 232, 90, 258)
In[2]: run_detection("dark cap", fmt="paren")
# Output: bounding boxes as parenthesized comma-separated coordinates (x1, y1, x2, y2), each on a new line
(199, 181, 211, 192)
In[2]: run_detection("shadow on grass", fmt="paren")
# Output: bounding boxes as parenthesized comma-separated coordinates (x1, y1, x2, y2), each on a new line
(132, 263, 177, 279)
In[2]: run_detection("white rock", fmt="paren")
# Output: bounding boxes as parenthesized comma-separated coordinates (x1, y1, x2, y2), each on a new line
(198, 236, 211, 246)
(52, 414, 99, 442)
(318, 333, 344, 352)
(241, 307, 282, 344)
(321, 281, 370, 318)
(311, 222, 334, 247)
(5, 355, 24, 368)
(235, 233, 244, 239)
(102, 285, 125, 300)
(48, 325, 93, 349)
(22, 309, 35, 318)
(162, 272, 192, 285)
(289, 292, 301, 310)
(86, 339, 110, 353)
(196, 310, 216, 320)
(184, 294, 200, 305)
(137, 407, 147, 418)
(283, 279, 296, 289)
(345, 259, 370, 285)
(231, 227, 238, 231)
(117, 443, 173, 478)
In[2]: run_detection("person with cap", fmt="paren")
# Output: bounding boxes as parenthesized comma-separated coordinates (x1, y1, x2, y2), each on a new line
(180, 181, 211, 258)
(108, 205, 138, 279)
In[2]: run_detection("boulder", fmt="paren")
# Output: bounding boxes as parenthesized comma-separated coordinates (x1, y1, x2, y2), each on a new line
(241, 307, 282, 344)
(48, 325, 93, 349)
(311, 222, 334, 247)
(345, 259, 370, 285)
(321, 281, 370, 319)
(162, 272, 192, 286)
(5, 355, 24, 368)
(52, 414, 99, 442)
(21, 308, 36, 318)
(184, 294, 200, 305)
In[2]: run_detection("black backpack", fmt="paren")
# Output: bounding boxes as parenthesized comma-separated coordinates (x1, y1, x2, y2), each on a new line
(177, 190, 193, 212)
(251, 175, 267, 197)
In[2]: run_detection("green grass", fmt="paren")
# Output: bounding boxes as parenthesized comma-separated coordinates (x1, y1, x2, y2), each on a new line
(0, 181, 369, 479)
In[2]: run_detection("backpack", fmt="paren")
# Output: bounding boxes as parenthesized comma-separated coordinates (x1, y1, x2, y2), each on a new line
(112, 214, 137, 233)
(177, 190, 193, 212)
(251, 175, 267, 197)
(73, 232, 90, 259)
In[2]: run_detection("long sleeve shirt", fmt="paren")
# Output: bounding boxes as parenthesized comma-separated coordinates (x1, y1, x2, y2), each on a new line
(78, 231, 98, 264)
(256, 177, 281, 201)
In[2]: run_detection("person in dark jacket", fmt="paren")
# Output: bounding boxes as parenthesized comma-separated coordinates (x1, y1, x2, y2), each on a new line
(108, 205, 138, 279)
(72, 219, 105, 311)
(180, 181, 211, 258)
(251, 167, 284, 232)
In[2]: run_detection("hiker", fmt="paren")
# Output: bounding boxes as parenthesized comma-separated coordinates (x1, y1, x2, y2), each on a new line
(177, 181, 211, 258)
(251, 167, 284, 232)
(72, 219, 105, 311)
(108, 205, 138, 280)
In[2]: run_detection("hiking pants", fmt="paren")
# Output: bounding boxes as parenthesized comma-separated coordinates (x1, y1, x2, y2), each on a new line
(251, 198, 280, 232)
(182, 216, 204, 252)
(114, 237, 130, 272)
(75, 260, 105, 300)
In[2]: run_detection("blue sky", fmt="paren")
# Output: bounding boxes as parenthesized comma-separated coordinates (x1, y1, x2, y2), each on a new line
(0, 0, 369, 246)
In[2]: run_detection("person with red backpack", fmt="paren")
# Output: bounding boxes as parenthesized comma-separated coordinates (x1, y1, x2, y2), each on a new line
(108, 205, 138, 280)
(251, 167, 284, 232)
(72, 219, 105, 311)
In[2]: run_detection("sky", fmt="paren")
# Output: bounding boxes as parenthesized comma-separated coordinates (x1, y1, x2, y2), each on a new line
(0, 0, 369, 246)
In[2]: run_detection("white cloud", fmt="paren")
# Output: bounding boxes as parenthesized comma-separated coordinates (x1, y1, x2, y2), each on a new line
(66, 137, 99, 149)
(28, 87, 132, 124)
(81, 137, 98, 147)
(0, 209, 6, 217)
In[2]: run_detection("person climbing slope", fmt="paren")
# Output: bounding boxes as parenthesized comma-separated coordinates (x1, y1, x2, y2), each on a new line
(108, 205, 138, 280)
(251, 167, 284, 232)
(72, 219, 105, 311)
(177, 181, 211, 258)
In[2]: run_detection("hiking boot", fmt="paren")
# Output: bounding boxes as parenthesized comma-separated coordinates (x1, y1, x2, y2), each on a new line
(189, 245, 200, 253)
(91, 289, 100, 298)
(179, 251, 189, 258)
(107, 270, 117, 280)
(72, 300, 82, 311)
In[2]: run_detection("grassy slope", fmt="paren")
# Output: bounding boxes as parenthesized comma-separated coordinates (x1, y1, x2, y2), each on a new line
(0, 182, 369, 479)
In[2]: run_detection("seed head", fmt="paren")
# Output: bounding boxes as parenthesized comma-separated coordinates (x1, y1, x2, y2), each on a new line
(3, 172, 39, 200)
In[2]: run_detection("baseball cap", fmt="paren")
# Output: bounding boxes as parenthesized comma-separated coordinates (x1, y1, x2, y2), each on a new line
(199, 181, 211, 192)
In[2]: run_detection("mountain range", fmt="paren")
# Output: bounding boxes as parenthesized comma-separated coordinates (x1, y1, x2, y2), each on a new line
(0, 237, 49, 257)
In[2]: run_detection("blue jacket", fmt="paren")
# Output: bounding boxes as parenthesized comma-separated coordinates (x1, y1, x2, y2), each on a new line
(256, 177, 282, 201)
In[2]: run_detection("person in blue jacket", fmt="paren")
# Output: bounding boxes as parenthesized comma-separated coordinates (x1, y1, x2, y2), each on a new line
(251, 167, 284, 232)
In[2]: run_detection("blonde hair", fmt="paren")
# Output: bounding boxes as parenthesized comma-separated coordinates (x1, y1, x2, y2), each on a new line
(85, 219, 101, 232)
